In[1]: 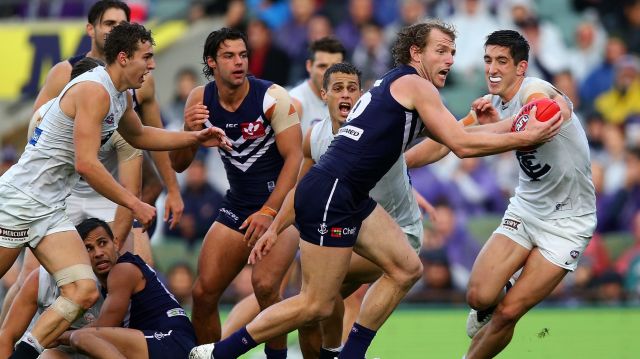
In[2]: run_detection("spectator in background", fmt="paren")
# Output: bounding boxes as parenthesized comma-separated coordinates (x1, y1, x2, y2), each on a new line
(595, 55, 640, 125)
(352, 21, 390, 89)
(246, 0, 290, 29)
(0, 145, 17, 176)
(247, 18, 291, 86)
(567, 16, 607, 84)
(608, 0, 640, 55)
(600, 123, 627, 195)
(307, 13, 334, 42)
(450, 157, 507, 217)
(579, 35, 628, 110)
(165, 157, 224, 249)
(163, 67, 200, 129)
(275, 0, 317, 81)
(615, 211, 640, 275)
(584, 111, 607, 163)
(384, 0, 427, 45)
(599, 147, 640, 232)
(224, 0, 248, 33)
(335, 0, 375, 55)
(166, 262, 196, 311)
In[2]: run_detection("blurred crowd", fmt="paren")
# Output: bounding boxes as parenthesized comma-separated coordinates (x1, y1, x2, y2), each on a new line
(2, 0, 640, 310)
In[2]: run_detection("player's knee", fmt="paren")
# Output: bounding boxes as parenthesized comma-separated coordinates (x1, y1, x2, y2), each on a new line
(493, 303, 525, 327)
(302, 296, 335, 322)
(192, 278, 222, 304)
(59, 280, 99, 310)
(466, 285, 496, 310)
(252, 277, 280, 305)
(392, 256, 423, 290)
(69, 330, 93, 351)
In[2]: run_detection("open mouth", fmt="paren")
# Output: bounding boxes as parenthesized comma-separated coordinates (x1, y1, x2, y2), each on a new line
(95, 260, 110, 271)
(438, 69, 450, 78)
(338, 102, 352, 116)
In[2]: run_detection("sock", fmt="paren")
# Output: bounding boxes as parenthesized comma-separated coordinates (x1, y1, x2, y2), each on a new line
(212, 327, 257, 358)
(264, 345, 287, 359)
(338, 323, 376, 359)
(319, 347, 341, 359)
(10, 341, 40, 359)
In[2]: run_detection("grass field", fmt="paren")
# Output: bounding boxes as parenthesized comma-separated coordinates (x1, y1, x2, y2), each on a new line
(238, 306, 640, 358)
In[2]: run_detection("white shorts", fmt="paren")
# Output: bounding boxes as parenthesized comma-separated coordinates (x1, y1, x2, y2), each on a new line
(0, 184, 76, 249)
(402, 220, 424, 254)
(66, 193, 117, 225)
(494, 205, 596, 271)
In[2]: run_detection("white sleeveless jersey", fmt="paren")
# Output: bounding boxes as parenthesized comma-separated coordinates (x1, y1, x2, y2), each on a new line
(1, 66, 126, 208)
(25, 266, 103, 333)
(289, 80, 327, 134)
(310, 117, 422, 231)
(490, 77, 596, 219)
(70, 131, 123, 198)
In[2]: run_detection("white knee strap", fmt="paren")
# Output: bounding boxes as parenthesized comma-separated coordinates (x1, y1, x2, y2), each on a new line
(53, 264, 95, 286)
(50, 296, 84, 323)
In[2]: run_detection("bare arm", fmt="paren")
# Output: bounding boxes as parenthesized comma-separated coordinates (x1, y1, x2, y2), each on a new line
(92, 263, 141, 327)
(392, 75, 562, 158)
(169, 86, 206, 172)
(110, 135, 143, 245)
(135, 76, 184, 228)
(0, 269, 40, 358)
(33, 61, 72, 111)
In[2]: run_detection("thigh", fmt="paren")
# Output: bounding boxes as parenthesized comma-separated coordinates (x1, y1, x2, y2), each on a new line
(299, 240, 352, 301)
(499, 248, 568, 313)
(131, 228, 153, 265)
(252, 226, 299, 286)
(342, 253, 382, 290)
(352, 205, 421, 278)
(196, 222, 250, 291)
(0, 247, 21, 278)
(32, 231, 91, 275)
(77, 327, 149, 359)
(467, 233, 530, 297)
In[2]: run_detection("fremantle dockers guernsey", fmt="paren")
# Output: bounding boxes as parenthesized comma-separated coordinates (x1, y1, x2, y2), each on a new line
(313, 65, 424, 201)
(1, 66, 126, 208)
(117, 252, 194, 334)
(289, 80, 327, 134)
(490, 77, 596, 219)
(203, 77, 284, 208)
(310, 117, 421, 230)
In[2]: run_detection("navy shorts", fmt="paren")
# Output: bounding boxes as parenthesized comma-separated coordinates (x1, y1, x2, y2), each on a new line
(215, 197, 259, 234)
(294, 171, 376, 247)
(143, 329, 195, 359)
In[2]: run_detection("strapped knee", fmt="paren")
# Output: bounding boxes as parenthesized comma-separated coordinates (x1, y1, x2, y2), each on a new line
(50, 296, 84, 323)
(53, 264, 95, 286)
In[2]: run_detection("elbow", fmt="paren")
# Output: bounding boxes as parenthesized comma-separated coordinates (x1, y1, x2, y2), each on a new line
(75, 159, 92, 178)
(449, 143, 471, 158)
(169, 151, 188, 173)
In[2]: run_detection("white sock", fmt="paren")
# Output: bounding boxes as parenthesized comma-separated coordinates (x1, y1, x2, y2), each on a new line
(22, 332, 45, 353)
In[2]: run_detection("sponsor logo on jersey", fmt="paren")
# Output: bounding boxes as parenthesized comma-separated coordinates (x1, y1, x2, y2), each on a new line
(343, 227, 356, 236)
(318, 223, 328, 235)
(570, 250, 580, 259)
(502, 218, 521, 231)
(166, 308, 187, 318)
(226, 123, 238, 128)
(331, 227, 342, 238)
(0, 227, 28, 240)
(29, 127, 43, 146)
(241, 119, 266, 139)
(267, 181, 275, 193)
(337, 125, 364, 141)
(105, 113, 114, 125)
(555, 199, 573, 211)
(83, 311, 97, 323)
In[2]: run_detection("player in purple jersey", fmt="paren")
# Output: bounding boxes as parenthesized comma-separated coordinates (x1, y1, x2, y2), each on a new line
(189, 20, 561, 359)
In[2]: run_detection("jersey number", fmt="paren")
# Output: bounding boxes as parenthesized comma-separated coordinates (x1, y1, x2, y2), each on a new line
(346, 92, 372, 122)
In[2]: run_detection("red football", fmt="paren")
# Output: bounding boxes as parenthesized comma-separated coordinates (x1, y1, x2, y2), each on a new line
(511, 98, 560, 133)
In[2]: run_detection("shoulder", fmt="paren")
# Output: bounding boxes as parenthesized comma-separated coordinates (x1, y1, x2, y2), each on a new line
(390, 74, 438, 110)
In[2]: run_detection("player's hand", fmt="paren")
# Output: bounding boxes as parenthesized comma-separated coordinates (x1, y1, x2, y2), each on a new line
(523, 106, 562, 145)
(196, 126, 233, 151)
(248, 227, 278, 264)
(413, 189, 437, 222)
(471, 97, 500, 124)
(184, 102, 209, 131)
(240, 210, 275, 246)
(131, 200, 156, 232)
(164, 190, 184, 230)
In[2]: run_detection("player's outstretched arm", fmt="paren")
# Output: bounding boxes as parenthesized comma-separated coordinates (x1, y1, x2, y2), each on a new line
(170, 86, 207, 173)
(111, 138, 143, 242)
(0, 269, 40, 358)
(396, 75, 562, 158)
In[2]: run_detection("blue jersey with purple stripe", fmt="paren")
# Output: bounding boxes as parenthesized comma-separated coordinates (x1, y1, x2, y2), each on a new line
(203, 77, 284, 209)
(313, 65, 423, 200)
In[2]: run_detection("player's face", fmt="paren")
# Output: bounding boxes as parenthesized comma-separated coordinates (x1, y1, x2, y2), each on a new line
(209, 39, 249, 88)
(484, 45, 526, 99)
(89, 8, 128, 53)
(83, 227, 118, 277)
(417, 29, 455, 88)
(124, 40, 155, 89)
(321, 72, 361, 125)
(308, 51, 344, 92)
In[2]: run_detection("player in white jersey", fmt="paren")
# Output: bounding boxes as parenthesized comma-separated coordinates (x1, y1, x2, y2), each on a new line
(0, 23, 230, 359)
(289, 37, 346, 133)
(459, 30, 596, 359)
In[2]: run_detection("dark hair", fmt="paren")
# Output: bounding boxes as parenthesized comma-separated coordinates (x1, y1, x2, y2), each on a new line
(87, 0, 131, 25)
(322, 62, 362, 90)
(76, 218, 114, 241)
(391, 20, 456, 66)
(202, 27, 248, 80)
(308, 37, 346, 62)
(70, 57, 105, 80)
(104, 22, 155, 65)
(484, 30, 530, 64)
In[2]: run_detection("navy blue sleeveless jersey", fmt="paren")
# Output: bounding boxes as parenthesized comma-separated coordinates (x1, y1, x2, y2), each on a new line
(203, 77, 284, 209)
(116, 253, 195, 335)
(314, 65, 423, 201)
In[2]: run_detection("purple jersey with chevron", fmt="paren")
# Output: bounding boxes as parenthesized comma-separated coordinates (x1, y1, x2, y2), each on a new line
(203, 77, 284, 209)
